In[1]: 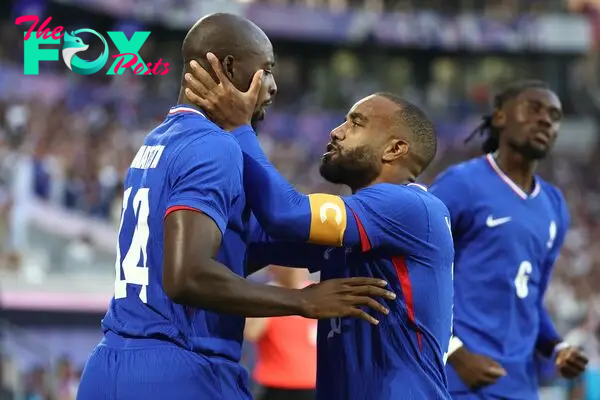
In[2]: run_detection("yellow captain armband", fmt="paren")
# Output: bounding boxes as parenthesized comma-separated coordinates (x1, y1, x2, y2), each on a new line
(307, 194, 347, 246)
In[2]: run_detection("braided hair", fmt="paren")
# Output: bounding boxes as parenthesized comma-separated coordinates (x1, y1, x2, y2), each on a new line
(465, 80, 549, 153)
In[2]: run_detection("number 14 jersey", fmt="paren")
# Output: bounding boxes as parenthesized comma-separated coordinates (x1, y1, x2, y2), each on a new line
(102, 106, 250, 363)
(430, 154, 569, 399)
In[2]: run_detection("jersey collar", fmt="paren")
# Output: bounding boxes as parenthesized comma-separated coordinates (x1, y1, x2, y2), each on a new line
(485, 153, 541, 200)
(168, 105, 206, 118)
(407, 183, 428, 192)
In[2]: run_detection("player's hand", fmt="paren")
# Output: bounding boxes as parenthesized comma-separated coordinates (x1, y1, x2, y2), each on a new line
(298, 278, 396, 325)
(184, 53, 263, 131)
(556, 345, 588, 379)
(449, 347, 507, 390)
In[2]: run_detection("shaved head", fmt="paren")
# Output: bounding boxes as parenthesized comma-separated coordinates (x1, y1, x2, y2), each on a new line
(179, 13, 277, 122)
(182, 13, 270, 69)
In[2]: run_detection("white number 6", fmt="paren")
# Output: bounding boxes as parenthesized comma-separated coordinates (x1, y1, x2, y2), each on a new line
(514, 261, 532, 299)
(114, 187, 151, 303)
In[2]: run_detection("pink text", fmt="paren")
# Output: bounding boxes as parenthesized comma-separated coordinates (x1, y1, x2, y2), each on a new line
(112, 54, 172, 75)
(15, 15, 64, 41)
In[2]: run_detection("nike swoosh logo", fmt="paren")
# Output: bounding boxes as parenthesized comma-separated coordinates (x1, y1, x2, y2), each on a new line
(486, 215, 512, 228)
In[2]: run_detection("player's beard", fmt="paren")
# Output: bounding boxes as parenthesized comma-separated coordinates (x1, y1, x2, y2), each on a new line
(251, 106, 267, 130)
(319, 145, 381, 192)
(508, 138, 549, 160)
(250, 117, 260, 131)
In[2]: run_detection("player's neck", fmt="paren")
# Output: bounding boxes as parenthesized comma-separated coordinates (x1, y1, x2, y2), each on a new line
(493, 149, 537, 193)
(354, 169, 413, 193)
(176, 91, 209, 117)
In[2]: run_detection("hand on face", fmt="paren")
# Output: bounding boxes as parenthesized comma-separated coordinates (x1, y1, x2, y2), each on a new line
(184, 53, 263, 131)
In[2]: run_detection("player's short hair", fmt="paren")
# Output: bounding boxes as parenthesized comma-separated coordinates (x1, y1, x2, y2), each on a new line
(376, 92, 437, 170)
(465, 80, 550, 153)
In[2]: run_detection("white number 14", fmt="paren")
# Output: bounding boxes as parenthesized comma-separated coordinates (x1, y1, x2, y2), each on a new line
(114, 187, 151, 303)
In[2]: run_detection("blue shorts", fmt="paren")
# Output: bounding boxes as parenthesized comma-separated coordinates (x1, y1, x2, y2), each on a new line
(77, 336, 251, 400)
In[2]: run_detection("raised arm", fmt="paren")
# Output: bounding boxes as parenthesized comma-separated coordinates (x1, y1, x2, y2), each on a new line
(235, 127, 433, 255)
(234, 125, 358, 246)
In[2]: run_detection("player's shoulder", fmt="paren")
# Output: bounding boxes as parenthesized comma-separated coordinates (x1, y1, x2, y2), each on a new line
(434, 156, 486, 185)
(537, 177, 566, 204)
(408, 183, 451, 217)
(537, 177, 568, 218)
(151, 106, 240, 151)
(144, 108, 243, 180)
(360, 182, 449, 214)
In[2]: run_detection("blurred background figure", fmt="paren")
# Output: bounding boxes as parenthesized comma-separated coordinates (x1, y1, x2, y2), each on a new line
(245, 267, 317, 400)
(53, 356, 78, 400)
(1, 0, 600, 399)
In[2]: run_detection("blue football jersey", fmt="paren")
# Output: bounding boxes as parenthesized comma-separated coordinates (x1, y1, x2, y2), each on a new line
(431, 154, 569, 399)
(101, 106, 251, 362)
(221, 127, 453, 398)
(310, 184, 454, 400)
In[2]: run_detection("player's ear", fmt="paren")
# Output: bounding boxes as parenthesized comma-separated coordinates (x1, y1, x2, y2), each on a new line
(491, 109, 506, 130)
(382, 138, 408, 163)
(221, 55, 235, 81)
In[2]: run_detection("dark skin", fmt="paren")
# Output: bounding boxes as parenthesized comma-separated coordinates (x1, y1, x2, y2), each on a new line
(449, 87, 588, 388)
(164, 210, 394, 320)
(491, 87, 562, 193)
(177, 14, 277, 124)
(447, 347, 507, 390)
(186, 60, 589, 384)
(320, 95, 417, 192)
(165, 15, 396, 323)
(184, 54, 422, 193)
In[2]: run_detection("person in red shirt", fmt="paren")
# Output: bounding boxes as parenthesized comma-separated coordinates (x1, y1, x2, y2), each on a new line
(245, 266, 317, 400)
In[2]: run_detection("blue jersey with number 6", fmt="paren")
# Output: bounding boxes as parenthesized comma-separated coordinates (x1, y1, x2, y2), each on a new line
(101, 105, 250, 362)
(430, 154, 569, 399)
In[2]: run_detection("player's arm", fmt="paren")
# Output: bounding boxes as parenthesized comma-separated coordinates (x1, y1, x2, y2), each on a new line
(233, 127, 424, 252)
(535, 195, 568, 357)
(246, 215, 339, 276)
(535, 194, 588, 377)
(163, 133, 304, 316)
(185, 57, 425, 251)
(163, 133, 393, 320)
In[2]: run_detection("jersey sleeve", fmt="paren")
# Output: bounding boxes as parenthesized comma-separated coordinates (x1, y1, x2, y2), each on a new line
(536, 187, 570, 355)
(165, 132, 243, 235)
(232, 125, 338, 246)
(248, 215, 336, 273)
(233, 126, 427, 252)
(342, 184, 431, 253)
(430, 167, 473, 238)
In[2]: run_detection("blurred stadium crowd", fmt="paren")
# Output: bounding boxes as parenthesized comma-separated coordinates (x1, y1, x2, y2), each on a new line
(1, 0, 600, 399)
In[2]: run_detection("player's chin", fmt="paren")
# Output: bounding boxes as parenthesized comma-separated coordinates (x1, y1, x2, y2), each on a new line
(251, 110, 266, 124)
(319, 161, 346, 185)
(524, 142, 550, 160)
